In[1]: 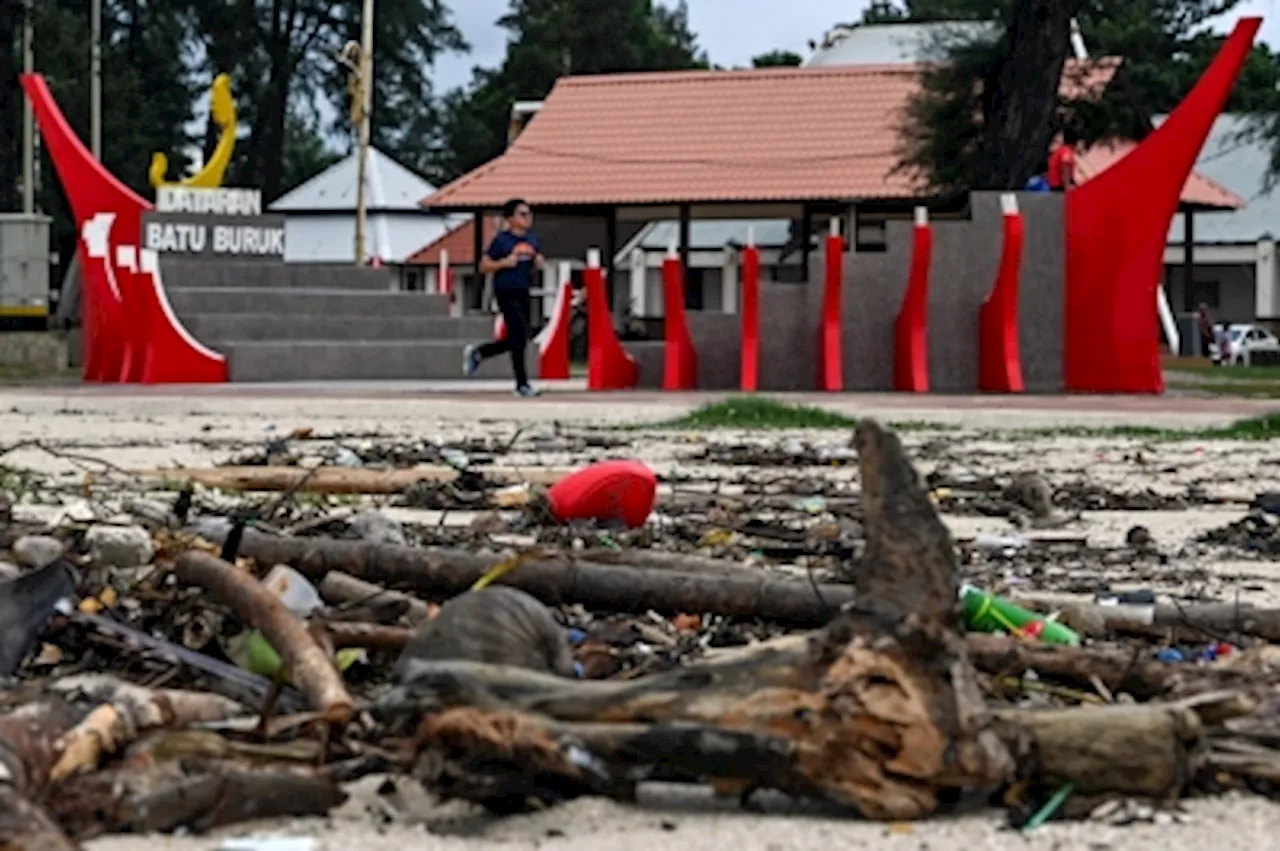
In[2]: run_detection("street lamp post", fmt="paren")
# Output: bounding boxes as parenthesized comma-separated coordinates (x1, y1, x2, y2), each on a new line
(353, 0, 374, 265)
(91, 0, 101, 158)
(21, 0, 34, 213)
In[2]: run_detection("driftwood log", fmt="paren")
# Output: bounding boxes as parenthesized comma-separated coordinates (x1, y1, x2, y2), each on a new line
(319, 571, 434, 624)
(380, 420, 1017, 818)
(0, 680, 337, 844)
(130, 464, 574, 493)
(46, 676, 245, 782)
(375, 419, 1256, 817)
(235, 533, 854, 627)
(49, 753, 345, 839)
(1016, 593, 1280, 643)
(0, 700, 80, 849)
(174, 552, 353, 723)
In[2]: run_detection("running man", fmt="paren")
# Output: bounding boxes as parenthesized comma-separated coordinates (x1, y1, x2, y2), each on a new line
(463, 198, 543, 397)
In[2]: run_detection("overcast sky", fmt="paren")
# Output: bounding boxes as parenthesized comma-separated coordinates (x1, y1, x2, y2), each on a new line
(431, 0, 1280, 94)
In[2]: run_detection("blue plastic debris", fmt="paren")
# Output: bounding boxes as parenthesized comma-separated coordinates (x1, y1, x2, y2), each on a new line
(1156, 648, 1185, 663)
(567, 628, 587, 646)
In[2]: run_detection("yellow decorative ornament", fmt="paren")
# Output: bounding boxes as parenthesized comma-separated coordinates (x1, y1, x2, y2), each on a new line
(149, 73, 237, 189)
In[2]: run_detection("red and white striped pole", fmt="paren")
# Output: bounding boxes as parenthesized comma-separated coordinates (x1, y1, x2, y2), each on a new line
(741, 225, 760, 391)
(819, 217, 843, 391)
(535, 276, 573, 379)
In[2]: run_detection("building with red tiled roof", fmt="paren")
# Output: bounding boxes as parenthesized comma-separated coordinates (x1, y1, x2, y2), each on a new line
(424, 60, 1121, 213)
(418, 23, 1250, 338)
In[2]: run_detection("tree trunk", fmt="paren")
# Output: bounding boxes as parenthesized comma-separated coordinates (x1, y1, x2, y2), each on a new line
(260, 0, 298, 201)
(973, 0, 1084, 189)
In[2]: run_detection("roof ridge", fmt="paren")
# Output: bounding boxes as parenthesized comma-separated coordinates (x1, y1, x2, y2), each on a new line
(555, 64, 920, 87)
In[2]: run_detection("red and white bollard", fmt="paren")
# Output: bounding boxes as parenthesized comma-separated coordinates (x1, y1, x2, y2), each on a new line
(535, 278, 573, 379)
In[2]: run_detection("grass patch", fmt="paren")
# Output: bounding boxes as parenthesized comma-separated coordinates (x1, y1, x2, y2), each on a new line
(652, 397, 858, 430)
(1165, 357, 1280, 381)
(645, 396, 952, 432)
(1006, 411, 1280, 442)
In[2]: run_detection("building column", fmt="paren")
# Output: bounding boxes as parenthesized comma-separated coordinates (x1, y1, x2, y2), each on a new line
(721, 246, 739, 314)
(1257, 233, 1277, 321)
(630, 248, 647, 316)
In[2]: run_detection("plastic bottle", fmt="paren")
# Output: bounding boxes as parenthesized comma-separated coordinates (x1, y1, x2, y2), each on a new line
(960, 585, 1080, 646)
(261, 564, 322, 618)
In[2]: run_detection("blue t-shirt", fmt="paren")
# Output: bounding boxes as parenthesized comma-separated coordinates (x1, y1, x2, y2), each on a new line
(487, 230, 541, 292)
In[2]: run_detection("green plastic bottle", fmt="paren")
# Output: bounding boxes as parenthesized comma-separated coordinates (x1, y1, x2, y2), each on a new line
(960, 584, 1080, 646)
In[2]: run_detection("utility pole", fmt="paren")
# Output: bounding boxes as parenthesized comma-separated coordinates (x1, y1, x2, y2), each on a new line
(90, 0, 101, 158)
(21, 0, 34, 213)
(353, 0, 374, 265)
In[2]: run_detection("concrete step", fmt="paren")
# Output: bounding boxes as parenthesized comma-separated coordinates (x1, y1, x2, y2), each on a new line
(166, 288, 450, 317)
(160, 260, 398, 291)
(221, 340, 529, 382)
(183, 313, 496, 343)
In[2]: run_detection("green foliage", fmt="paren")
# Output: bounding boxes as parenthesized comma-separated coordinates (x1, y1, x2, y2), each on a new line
(16, 0, 201, 269)
(430, 0, 707, 184)
(2, 0, 464, 278)
(894, 0, 1280, 194)
(863, 1, 909, 23)
(185, 0, 465, 200)
(751, 50, 803, 68)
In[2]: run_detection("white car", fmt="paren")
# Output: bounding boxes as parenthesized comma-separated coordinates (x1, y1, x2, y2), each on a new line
(1211, 323, 1280, 366)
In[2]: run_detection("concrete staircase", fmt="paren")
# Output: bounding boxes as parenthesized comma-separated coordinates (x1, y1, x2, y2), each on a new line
(161, 259, 512, 381)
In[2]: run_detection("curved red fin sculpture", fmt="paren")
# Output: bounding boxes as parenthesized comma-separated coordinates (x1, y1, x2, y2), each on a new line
(536, 279, 573, 380)
(585, 255, 638, 390)
(137, 249, 229, 383)
(22, 73, 146, 383)
(819, 222, 844, 391)
(1064, 18, 1260, 393)
(740, 242, 760, 391)
(894, 207, 932, 392)
(661, 252, 697, 390)
(77, 213, 126, 382)
(979, 194, 1026, 393)
(23, 72, 228, 385)
(112, 244, 146, 382)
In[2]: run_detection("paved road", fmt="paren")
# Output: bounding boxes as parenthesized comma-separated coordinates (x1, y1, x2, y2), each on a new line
(0, 380, 1273, 429)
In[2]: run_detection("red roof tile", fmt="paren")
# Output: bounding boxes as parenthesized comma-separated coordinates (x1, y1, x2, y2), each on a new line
(423, 60, 1120, 210)
(405, 216, 496, 265)
(1076, 140, 1244, 210)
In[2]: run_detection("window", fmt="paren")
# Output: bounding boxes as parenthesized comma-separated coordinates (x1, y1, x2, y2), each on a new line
(1185, 280, 1220, 311)
(855, 220, 886, 252)
(685, 268, 705, 310)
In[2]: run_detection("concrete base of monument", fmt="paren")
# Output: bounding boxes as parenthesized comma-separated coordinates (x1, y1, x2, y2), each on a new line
(158, 258, 520, 381)
(122, 190, 1067, 386)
